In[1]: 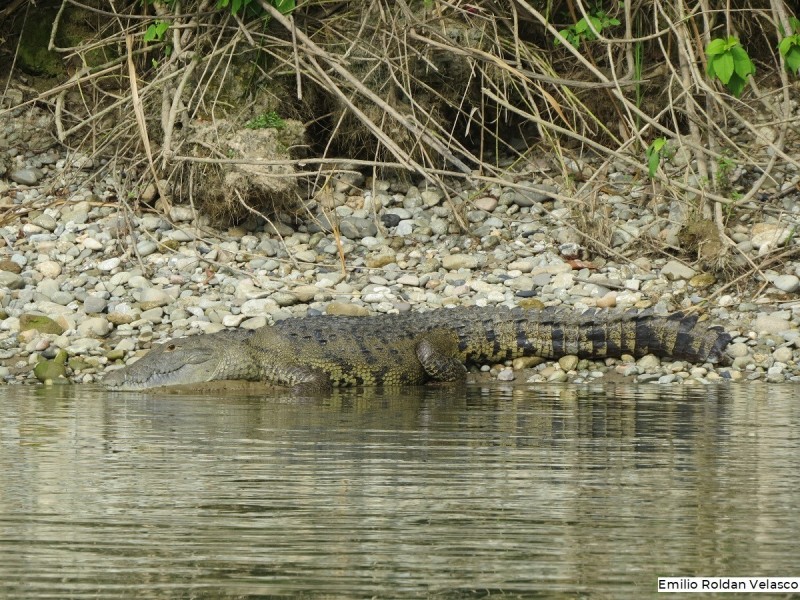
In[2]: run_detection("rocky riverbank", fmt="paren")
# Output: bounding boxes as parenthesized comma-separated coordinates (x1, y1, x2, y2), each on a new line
(2, 102, 800, 388)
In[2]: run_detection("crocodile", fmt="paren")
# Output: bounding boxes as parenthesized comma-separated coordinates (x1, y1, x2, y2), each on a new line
(101, 305, 731, 393)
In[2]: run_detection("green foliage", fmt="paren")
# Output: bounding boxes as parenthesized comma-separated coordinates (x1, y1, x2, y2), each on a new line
(245, 112, 286, 130)
(144, 20, 169, 43)
(715, 152, 737, 192)
(778, 17, 800, 75)
(646, 137, 666, 177)
(555, 8, 620, 47)
(215, 0, 295, 17)
(272, 0, 295, 13)
(705, 36, 755, 98)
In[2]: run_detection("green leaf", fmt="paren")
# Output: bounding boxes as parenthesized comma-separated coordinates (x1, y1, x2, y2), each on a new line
(706, 58, 716, 79)
(711, 53, 734, 84)
(730, 45, 755, 77)
(555, 29, 572, 46)
(779, 36, 793, 55)
(144, 21, 169, 43)
(727, 73, 747, 97)
(786, 47, 800, 73)
(723, 36, 740, 50)
(273, 0, 294, 13)
(706, 38, 727, 57)
(143, 26, 157, 43)
(791, 16, 800, 33)
(646, 137, 666, 177)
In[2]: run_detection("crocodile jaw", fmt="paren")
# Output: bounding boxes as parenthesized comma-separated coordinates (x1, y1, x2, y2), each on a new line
(102, 336, 224, 390)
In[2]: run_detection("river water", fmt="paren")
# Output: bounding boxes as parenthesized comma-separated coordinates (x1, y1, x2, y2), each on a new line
(0, 382, 798, 598)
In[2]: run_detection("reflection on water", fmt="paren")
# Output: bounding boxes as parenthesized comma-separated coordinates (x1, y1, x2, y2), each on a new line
(0, 383, 798, 598)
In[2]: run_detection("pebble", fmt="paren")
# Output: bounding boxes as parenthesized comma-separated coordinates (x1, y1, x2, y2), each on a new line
(294, 250, 318, 263)
(496, 368, 515, 381)
(442, 254, 479, 270)
(77, 317, 112, 337)
(420, 190, 442, 207)
(98, 257, 121, 272)
(136, 240, 158, 257)
(752, 315, 793, 335)
(0, 260, 22, 274)
(637, 355, 661, 370)
(395, 221, 414, 236)
(169, 206, 194, 222)
(133, 287, 172, 308)
(473, 197, 498, 212)
(82, 238, 105, 251)
(661, 260, 696, 280)
(773, 346, 793, 363)
(0, 271, 24, 290)
(84, 295, 108, 314)
(272, 292, 299, 307)
(727, 342, 750, 358)
(36, 261, 62, 278)
(558, 355, 579, 371)
(326, 302, 370, 316)
(339, 217, 377, 239)
(32, 214, 57, 231)
(11, 168, 43, 185)
(773, 274, 800, 293)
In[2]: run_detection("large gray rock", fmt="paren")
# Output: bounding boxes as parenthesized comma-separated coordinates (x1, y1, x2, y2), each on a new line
(661, 260, 696, 281)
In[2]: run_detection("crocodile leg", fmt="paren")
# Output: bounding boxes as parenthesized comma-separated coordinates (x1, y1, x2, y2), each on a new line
(267, 364, 333, 394)
(416, 334, 468, 382)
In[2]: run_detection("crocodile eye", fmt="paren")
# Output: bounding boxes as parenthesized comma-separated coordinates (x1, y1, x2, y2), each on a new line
(165, 343, 176, 352)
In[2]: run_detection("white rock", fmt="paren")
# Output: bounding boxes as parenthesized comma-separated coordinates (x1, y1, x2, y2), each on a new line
(751, 223, 791, 255)
(773, 346, 793, 362)
(726, 342, 750, 358)
(661, 259, 696, 280)
(36, 260, 62, 278)
(508, 259, 535, 272)
(397, 274, 420, 286)
(637, 354, 661, 370)
(235, 279, 272, 300)
(241, 316, 268, 329)
(127, 275, 152, 288)
(169, 206, 195, 222)
(773, 274, 800, 293)
(241, 298, 277, 316)
(133, 287, 172, 307)
(97, 257, 121, 272)
(753, 315, 793, 335)
(67, 338, 102, 353)
(77, 317, 112, 337)
(0, 272, 23, 289)
(442, 254, 478, 270)
(222, 314, 246, 327)
(294, 250, 318, 263)
(497, 368, 515, 381)
(82, 238, 105, 251)
(395, 221, 414, 236)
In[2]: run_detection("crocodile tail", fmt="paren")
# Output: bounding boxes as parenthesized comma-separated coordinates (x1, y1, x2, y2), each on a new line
(508, 308, 731, 363)
(627, 311, 731, 363)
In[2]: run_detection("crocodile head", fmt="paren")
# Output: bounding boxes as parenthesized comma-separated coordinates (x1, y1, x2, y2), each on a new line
(102, 330, 250, 390)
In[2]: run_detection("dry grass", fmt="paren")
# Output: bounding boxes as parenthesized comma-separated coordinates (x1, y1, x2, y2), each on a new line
(1, 0, 799, 285)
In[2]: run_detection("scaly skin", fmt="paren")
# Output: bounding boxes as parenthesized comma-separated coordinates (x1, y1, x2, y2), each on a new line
(102, 306, 731, 393)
